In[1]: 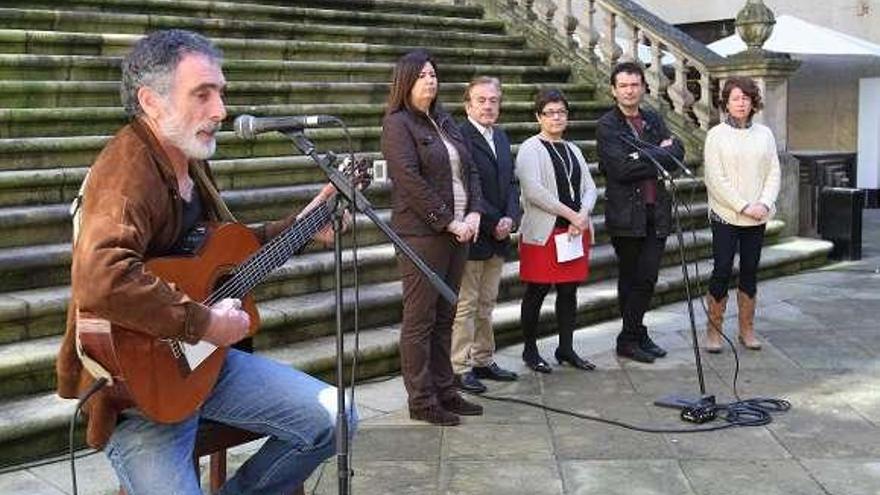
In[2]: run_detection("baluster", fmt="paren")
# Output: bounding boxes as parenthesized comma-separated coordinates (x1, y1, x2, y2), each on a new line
(565, 13, 579, 48)
(625, 21, 639, 62)
(584, 0, 599, 64)
(601, 9, 623, 70)
(692, 69, 716, 130)
(544, 0, 558, 25)
(667, 53, 695, 120)
(524, 0, 537, 20)
(646, 35, 670, 107)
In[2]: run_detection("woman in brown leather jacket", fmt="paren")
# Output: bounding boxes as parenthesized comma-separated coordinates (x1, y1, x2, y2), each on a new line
(381, 50, 485, 426)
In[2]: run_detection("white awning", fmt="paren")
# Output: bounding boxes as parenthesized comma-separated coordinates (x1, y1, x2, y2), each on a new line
(708, 15, 880, 57)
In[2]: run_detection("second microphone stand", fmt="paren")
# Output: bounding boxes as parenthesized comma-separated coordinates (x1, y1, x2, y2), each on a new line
(285, 130, 458, 495)
(619, 134, 716, 416)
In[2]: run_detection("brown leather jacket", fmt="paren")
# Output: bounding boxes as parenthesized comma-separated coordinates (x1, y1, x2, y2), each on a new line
(381, 107, 483, 236)
(56, 119, 296, 448)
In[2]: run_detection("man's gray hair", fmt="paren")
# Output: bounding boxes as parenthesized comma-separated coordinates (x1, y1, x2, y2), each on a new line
(120, 29, 222, 118)
(463, 76, 502, 102)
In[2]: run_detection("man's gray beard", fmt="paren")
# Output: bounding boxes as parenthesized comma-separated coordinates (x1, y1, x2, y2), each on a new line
(159, 112, 217, 160)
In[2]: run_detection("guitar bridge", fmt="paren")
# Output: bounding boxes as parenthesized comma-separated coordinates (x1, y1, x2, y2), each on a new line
(165, 340, 193, 377)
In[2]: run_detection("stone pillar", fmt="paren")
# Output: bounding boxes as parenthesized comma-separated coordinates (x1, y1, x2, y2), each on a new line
(709, 0, 802, 236)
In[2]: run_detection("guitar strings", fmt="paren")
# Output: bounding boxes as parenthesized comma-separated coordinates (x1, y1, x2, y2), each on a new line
(206, 203, 330, 304)
(205, 202, 332, 306)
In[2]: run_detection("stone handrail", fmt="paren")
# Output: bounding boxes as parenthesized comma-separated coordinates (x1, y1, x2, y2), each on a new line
(457, 0, 729, 133)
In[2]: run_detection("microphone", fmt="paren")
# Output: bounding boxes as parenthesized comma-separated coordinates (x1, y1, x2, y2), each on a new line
(233, 114, 338, 140)
(619, 132, 672, 181)
(626, 133, 695, 178)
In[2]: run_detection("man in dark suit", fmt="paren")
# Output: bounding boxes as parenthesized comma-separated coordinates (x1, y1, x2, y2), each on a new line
(451, 77, 522, 393)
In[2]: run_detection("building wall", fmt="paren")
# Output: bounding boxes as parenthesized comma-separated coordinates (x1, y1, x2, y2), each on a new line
(630, 0, 880, 44)
(788, 56, 880, 152)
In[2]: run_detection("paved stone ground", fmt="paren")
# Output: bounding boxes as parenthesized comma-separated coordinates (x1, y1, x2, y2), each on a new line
(3, 210, 879, 495)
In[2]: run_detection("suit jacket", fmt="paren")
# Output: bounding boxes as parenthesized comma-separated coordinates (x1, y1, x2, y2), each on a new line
(381, 107, 483, 236)
(459, 119, 521, 260)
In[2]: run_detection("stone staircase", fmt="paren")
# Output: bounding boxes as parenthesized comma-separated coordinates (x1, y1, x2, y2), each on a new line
(0, 0, 832, 467)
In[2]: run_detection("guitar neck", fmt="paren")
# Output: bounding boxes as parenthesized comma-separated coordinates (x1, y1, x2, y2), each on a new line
(205, 202, 332, 305)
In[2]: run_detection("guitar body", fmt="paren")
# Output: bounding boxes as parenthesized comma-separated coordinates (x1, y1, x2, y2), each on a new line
(78, 222, 261, 423)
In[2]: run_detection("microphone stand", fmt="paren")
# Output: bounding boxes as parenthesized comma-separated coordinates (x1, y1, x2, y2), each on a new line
(619, 134, 716, 417)
(284, 130, 458, 495)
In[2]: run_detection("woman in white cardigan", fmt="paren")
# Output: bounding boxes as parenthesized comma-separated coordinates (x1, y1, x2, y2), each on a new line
(703, 77, 780, 352)
(516, 89, 598, 373)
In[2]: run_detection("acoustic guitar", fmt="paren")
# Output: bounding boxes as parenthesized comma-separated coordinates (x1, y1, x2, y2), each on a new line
(77, 158, 371, 423)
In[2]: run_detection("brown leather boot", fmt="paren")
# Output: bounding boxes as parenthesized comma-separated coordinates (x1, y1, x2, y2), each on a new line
(705, 294, 727, 353)
(737, 290, 762, 350)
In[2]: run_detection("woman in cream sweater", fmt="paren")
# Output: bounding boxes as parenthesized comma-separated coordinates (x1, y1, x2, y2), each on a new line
(516, 88, 598, 372)
(703, 76, 780, 352)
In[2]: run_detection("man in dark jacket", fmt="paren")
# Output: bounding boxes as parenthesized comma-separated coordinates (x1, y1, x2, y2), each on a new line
(596, 62, 685, 363)
(451, 77, 521, 392)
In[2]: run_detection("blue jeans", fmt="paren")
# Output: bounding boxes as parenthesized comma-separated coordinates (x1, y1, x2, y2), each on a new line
(106, 349, 357, 495)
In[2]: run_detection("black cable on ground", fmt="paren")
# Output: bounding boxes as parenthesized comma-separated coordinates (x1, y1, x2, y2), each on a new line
(69, 377, 107, 495)
(467, 391, 789, 433)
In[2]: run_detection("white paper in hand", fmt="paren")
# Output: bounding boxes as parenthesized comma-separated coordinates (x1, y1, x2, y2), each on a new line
(554, 232, 584, 263)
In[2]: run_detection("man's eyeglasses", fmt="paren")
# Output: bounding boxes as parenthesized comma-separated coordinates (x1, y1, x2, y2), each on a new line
(541, 109, 569, 118)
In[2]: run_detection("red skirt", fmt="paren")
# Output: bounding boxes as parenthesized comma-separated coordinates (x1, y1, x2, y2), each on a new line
(519, 227, 591, 284)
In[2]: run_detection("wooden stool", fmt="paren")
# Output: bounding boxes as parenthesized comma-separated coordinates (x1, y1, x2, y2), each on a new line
(118, 420, 305, 494)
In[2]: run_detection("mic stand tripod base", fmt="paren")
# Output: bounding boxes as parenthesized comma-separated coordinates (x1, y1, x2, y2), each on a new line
(655, 394, 718, 424)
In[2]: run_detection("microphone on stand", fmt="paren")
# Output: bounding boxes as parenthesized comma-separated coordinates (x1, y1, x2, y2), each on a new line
(624, 133, 695, 178)
(233, 114, 338, 140)
(618, 132, 673, 182)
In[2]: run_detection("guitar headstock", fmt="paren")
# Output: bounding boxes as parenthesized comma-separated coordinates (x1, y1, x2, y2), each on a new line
(339, 155, 373, 192)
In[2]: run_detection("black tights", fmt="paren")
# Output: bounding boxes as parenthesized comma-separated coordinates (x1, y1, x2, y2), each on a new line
(520, 281, 578, 357)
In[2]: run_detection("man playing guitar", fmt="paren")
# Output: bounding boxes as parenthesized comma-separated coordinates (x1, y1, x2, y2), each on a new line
(56, 29, 356, 494)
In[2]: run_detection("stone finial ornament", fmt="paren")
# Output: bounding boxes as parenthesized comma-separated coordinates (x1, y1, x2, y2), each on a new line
(735, 0, 776, 52)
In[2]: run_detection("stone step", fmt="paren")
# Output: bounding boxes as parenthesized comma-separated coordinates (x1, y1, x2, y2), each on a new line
(15, 0, 501, 32)
(0, 233, 833, 466)
(0, 180, 706, 345)
(17, 0, 488, 20)
(0, 213, 731, 400)
(0, 29, 548, 65)
(0, 193, 709, 294)
(0, 74, 594, 107)
(0, 120, 599, 171)
(0, 59, 570, 88)
(0, 100, 611, 139)
(0, 153, 651, 249)
(0, 8, 524, 49)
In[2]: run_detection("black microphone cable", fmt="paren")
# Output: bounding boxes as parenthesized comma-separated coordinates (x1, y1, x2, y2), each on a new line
(69, 377, 107, 495)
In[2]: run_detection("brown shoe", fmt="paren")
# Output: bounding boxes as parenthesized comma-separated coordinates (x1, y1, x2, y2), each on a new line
(440, 394, 484, 416)
(736, 290, 762, 350)
(705, 294, 727, 353)
(409, 405, 460, 426)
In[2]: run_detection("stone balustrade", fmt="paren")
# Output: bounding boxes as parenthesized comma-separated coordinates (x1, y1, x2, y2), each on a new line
(458, 0, 730, 132)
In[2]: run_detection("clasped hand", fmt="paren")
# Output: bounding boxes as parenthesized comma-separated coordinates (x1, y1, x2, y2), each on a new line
(448, 212, 480, 243)
(742, 202, 769, 221)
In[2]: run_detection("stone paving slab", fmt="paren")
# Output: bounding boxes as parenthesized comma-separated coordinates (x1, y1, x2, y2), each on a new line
(561, 460, 696, 495)
(799, 459, 880, 495)
(679, 459, 827, 495)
